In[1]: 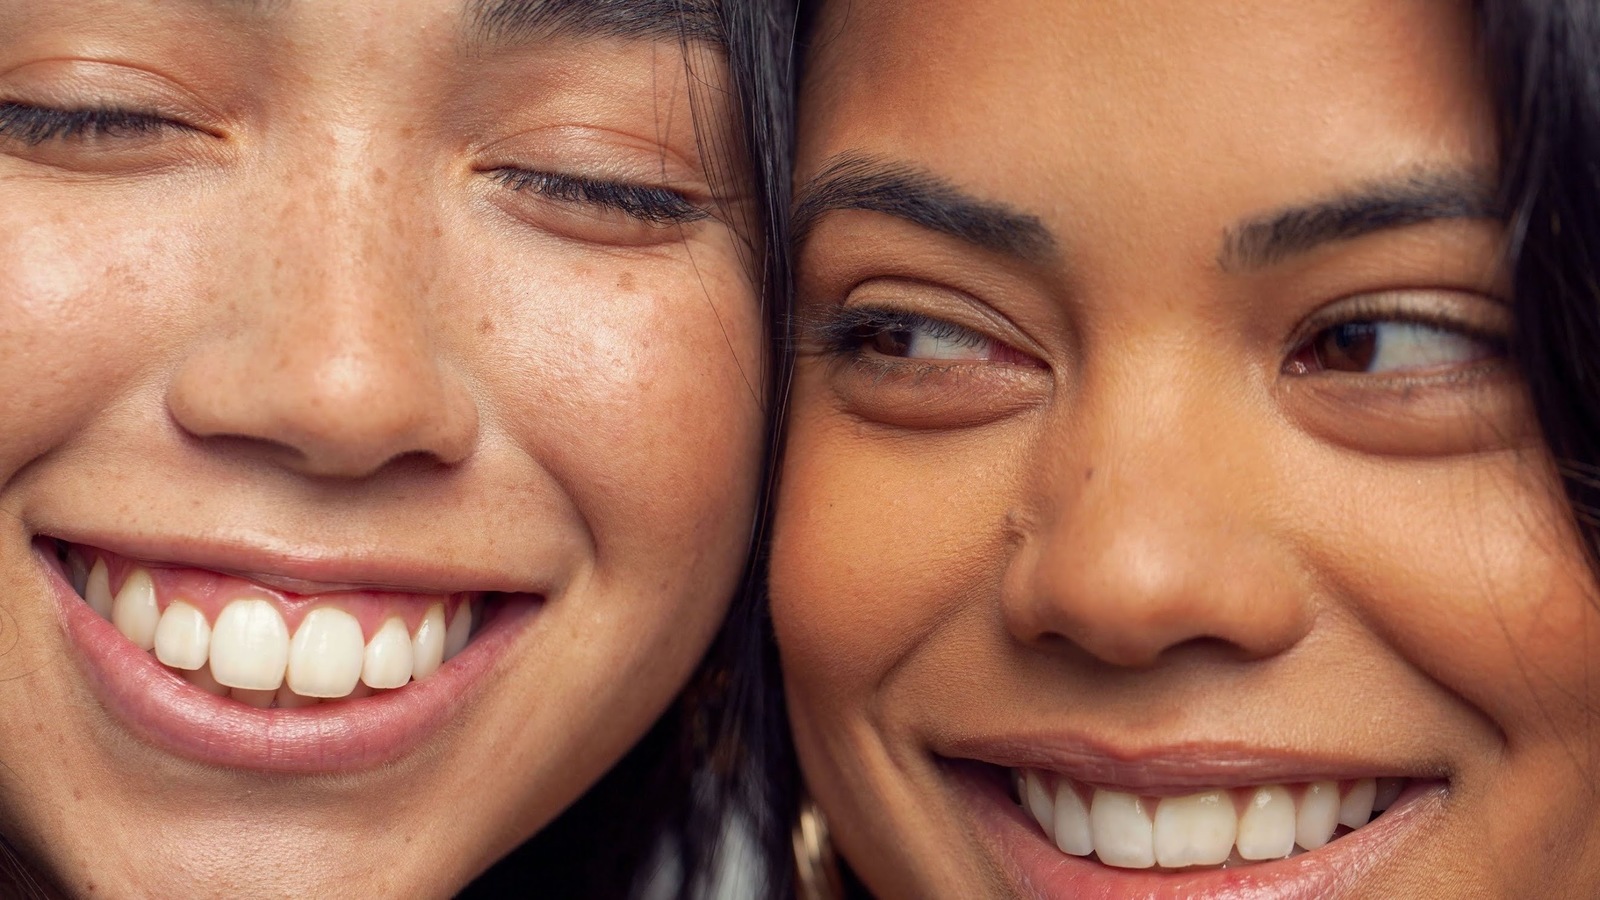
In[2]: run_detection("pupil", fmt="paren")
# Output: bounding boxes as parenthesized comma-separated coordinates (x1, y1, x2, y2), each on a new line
(861, 326, 912, 357)
(1319, 322, 1378, 371)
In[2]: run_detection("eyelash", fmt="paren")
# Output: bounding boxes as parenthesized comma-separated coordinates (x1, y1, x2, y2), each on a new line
(0, 102, 186, 144)
(1288, 295, 1507, 357)
(807, 305, 988, 356)
(492, 168, 707, 226)
(0, 102, 707, 227)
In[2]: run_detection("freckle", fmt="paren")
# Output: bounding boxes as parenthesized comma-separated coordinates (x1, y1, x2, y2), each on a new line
(1084, 467, 1095, 482)
(373, 167, 390, 186)
(478, 316, 494, 335)
(618, 271, 636, 291)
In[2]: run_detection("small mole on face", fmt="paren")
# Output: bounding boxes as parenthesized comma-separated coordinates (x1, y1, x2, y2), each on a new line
(618, 271, 636, 291)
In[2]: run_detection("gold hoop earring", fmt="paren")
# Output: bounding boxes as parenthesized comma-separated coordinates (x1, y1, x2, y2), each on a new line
(792, 795, 844, 900)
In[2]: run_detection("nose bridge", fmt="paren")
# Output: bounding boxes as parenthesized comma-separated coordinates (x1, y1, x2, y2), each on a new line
(167, 126, 478, 477)
(267, 131, 434, 383)
(1003, 349, 1311, 668)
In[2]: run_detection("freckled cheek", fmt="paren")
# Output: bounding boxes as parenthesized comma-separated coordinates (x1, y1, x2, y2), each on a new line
(0, 199, 208, 470)
(481, 259, 765, 539)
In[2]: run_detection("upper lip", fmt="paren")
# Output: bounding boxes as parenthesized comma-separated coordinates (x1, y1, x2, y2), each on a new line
(42, 530, 547, 597)
(942, 734, 1446, 794)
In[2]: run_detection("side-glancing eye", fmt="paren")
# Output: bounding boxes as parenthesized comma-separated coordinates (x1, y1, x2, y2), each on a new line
(0, 102, 191, 144)
(491, 168, 707, 226)
(1285, 317, 1502, 376)
(815, 306, 1039, 366)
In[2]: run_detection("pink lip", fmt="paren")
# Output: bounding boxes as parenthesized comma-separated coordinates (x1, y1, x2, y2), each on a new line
(43, 529, 549, 595)
(942, 734, 1446, 794)
(944, 755, 1445, 900)
(36, 540, 543, 773)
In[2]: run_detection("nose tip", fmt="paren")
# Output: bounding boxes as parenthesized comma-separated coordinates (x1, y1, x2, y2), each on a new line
(1001, 506, 1314, 670)
(168, 322, 480, 480)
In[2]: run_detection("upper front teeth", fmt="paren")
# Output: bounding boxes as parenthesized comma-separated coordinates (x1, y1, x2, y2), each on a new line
(1018, 769, 1406, 870)
(79, 556, 474, 704)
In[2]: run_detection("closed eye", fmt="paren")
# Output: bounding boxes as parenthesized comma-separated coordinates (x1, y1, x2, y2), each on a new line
(0, 102, 193, 144)
(491, 168, 707, 226)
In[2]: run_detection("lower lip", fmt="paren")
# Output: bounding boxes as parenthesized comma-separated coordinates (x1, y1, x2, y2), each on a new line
(39, 542, 542, 774)
(951, 762, 1443, 900)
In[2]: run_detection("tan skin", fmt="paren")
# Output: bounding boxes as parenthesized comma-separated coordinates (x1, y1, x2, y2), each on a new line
(773, 0, 1600, 897)
(0, 1, 761, 896)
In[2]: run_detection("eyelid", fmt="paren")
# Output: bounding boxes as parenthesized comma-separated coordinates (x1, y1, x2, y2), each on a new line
(0, 59, 231, 136)
(1286, 289, 1510, 354)
(491, 167, 708, 225)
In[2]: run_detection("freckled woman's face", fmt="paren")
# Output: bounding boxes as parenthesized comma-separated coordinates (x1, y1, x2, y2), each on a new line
(0, 0, 763, 895)
(773, 1, 1600, 897)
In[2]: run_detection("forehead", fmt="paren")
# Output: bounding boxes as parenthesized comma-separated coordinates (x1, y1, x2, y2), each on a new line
(798, 0, 1493, 236)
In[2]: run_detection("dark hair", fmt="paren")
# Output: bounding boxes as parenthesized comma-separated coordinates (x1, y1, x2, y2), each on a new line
(1482, 0, 1600, 577)
(460, 1, 798, 898)
(765, 0, 1600, 897)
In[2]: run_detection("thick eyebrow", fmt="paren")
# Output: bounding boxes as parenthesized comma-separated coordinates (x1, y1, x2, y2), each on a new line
(467, 0, 724, 48)
(1219, 172, 1502, 272)
(793, 153, 1057, 264)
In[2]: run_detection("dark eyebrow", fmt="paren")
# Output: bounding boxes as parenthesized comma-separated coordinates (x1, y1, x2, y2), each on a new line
(1219, 172, 1502, 271)
(467, 0, 724, 48)
(793, 153, 1057, 264)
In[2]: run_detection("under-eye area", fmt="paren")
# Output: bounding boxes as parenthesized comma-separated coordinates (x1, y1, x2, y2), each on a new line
(45, 538, 519, 709)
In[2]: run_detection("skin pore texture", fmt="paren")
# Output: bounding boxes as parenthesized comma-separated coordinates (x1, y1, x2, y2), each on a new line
(772, 1, 1600, 898)
(0, 0, 762, 896)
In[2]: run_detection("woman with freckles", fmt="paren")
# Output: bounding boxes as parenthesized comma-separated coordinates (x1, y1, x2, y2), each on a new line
(0, 0, 793, 897)
(770, 0, 1600, 897)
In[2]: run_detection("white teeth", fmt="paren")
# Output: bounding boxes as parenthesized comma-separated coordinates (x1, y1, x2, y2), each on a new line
(153, 600, 211, 670)
(1154, 790, 1236, 868)
(361, 617, 415, 689)
(410, 604, 446, 680)
(1338, 778, 1377, 829)
(90, 559, 477, 702)
(85, 558, 114, 620)
(1295, 781, 1340, 851)
(209, 598, 290, 691)
(1373, 777, 1404, 812)
(1236, 785, 1295, 860)
(1090, 791, 1155, 869)
(110, 568, 160, 650)
(1018, 770, 1409, 870)
(443, 603, 472, 662)
(286, 607, 365, 698)
(1023, 771, 1056, 844)
(1053, 782, 1093, 857)
(181, 663, 230, 697)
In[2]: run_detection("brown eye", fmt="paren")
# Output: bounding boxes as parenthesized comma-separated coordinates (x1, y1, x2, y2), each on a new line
(1287, 320, 1496, 375)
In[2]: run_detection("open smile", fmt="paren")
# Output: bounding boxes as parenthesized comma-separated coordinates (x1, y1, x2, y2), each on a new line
(945, 751, 1448, 899)
(36, 536, 544, 773)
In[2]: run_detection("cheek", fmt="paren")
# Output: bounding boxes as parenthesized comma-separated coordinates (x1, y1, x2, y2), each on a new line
(467, 243, 766, 580)
(770, 405, 1019, 707)
(1315, 453, 1600, 741)
(0, 189, 203, 475)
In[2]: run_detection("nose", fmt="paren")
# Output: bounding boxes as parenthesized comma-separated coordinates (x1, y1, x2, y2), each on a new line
(167, 155, 479, 479)
(1000, 371, 1313, 669)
